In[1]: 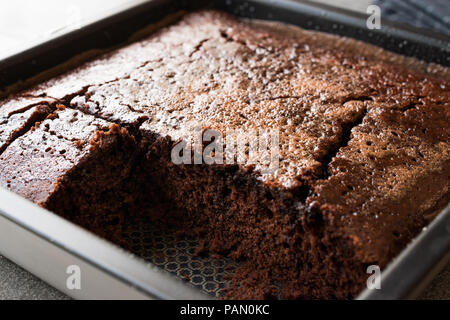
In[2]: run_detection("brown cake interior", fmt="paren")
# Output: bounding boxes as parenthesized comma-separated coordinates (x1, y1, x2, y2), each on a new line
(0, 106, 140, 242)
(44, 128, 140, 241)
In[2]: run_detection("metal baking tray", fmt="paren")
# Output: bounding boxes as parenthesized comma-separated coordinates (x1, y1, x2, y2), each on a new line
(0, 0, 449, 300)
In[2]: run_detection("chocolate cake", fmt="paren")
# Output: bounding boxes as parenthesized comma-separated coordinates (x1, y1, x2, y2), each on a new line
(0, 105, 138, 240)
(0, 10, 449, 299)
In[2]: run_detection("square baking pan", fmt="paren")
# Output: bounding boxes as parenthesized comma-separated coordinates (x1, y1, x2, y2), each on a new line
(0, 0, 449, 300)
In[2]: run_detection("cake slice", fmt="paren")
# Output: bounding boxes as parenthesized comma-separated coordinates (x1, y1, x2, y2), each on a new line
(0, 106, 138, 240)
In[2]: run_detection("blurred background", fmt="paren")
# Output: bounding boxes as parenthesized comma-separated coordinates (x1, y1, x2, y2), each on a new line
(0, 0, 449, 59)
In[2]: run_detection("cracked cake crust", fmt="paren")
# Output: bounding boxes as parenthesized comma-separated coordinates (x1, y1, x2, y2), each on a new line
(0, 106, 138, 241)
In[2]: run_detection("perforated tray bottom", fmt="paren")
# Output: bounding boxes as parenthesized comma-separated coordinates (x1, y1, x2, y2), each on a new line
(122, 217, 240, 298)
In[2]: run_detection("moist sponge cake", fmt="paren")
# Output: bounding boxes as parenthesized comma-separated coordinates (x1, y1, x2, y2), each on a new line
(0, 10, 449, 299)
(0, 106, 138, 240)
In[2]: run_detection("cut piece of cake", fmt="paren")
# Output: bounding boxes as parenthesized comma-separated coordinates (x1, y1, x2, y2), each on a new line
(0, 106, 138, 240)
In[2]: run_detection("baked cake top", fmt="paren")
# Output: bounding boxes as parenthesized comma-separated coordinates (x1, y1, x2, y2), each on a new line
(1, 9, 449, 195)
